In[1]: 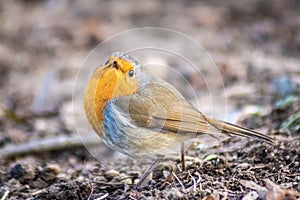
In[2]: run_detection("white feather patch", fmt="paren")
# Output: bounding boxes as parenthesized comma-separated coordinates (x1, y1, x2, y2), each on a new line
(109, 102, 137, 128)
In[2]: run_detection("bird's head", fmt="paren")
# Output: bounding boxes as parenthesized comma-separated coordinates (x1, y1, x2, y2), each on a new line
(84, 52, 141, 133)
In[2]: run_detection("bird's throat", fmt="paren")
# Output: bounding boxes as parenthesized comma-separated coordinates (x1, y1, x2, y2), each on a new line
(84, 67, 139, 135)
(84, 68, 118, 134)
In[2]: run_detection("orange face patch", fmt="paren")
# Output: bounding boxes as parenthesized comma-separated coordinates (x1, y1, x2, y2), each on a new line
(84, 54, 140, 133)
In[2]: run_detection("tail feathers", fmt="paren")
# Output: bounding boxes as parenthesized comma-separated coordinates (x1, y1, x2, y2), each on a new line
(206, 117, 275, 144)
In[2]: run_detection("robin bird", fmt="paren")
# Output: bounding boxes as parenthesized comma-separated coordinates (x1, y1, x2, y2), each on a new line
(84, 52, 274, 187)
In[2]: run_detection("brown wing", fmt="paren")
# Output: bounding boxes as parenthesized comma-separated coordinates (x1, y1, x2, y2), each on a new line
(114, 76, 274, 143)
(114, 76, 219, 135)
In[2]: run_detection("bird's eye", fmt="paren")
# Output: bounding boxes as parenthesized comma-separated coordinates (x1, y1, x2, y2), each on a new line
(128, 70, 135, 77)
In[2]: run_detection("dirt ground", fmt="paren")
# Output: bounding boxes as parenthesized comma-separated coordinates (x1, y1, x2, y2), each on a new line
(0, 0, 300, 199)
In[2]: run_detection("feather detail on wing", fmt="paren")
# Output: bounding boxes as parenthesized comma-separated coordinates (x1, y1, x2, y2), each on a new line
(113, 75, 274, 143)
(148, 100, 220, 135)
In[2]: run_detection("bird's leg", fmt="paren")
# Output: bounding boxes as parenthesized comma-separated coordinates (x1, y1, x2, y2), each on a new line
(134, 156, 164, 189)
(181, 142, 185, 171)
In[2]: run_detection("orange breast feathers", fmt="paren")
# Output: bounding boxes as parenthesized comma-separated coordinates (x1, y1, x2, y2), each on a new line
(84, 56, 140, 135)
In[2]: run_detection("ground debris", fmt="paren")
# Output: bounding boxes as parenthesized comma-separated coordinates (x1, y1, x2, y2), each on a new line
(1, 0, 300, 199)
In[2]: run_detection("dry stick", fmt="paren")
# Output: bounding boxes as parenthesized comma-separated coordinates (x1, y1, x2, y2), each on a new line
(172, 171, 185, 190)
(188, 171, 197, 192)
(0, 190, 9, 200)
(86, 181, 94, 200)
(0, 134, 100, 158)
(96, 193, 109, 200)
(159, 170, 174, 190)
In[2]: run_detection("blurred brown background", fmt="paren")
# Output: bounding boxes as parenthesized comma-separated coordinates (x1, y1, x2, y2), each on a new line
(0, 0, 299, 199)
(1, 0, 299, 145)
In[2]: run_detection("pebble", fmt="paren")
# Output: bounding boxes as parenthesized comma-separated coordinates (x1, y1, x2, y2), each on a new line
(242, 191, 259, 200)
(104, 169, 120, 181)
(41, 164, 61, 181)
(236, 163, 251, 170)
(10, 162, 37, 183)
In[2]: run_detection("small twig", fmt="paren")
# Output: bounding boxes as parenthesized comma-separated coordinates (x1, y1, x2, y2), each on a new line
(0, 134, 100, 158)
(92, 180, 125, 187)
(188, 172, 196, 192)
(284, 173, 300, 177)
(31, 189, 45, 196)
(0, 190, 9, 200)
(159, 171, 173, 190)
(195, 171, 202, 191)
(128, 196, 137, 200)
(248, 164, 270, 171)
(171, 171, 185, 190)
(87, 181, 94, 200)
(97, 193, 109, 200)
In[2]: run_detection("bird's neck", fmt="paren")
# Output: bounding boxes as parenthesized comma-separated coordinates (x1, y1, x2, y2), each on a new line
(84, 68, 119, 134)
(84, 68, 140, 135)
